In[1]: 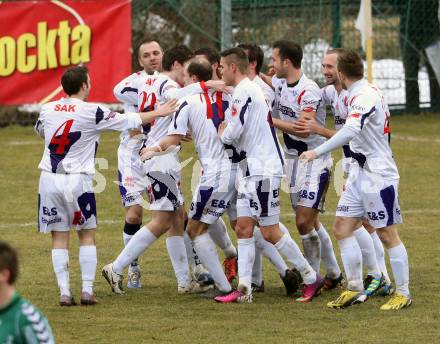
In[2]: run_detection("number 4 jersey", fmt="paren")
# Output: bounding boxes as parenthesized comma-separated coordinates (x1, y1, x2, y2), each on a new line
(35, 97, 142, 174)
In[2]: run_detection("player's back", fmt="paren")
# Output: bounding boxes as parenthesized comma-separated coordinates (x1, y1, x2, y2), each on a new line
(345, 80, 398, 179)
(36, 97, 139, 174)
(233, 78, 284, 177)
(170, 90, 231, 173)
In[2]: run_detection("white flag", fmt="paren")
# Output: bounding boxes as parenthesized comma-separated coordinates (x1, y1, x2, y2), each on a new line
(355, 0, 373, 51)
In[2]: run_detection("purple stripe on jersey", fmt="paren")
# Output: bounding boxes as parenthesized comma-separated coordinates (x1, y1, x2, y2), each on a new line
(48, 131, 81, 173)
(312, 168, 330, 209)
(350, 151, 366, 168)
(37, 194, 41, 232)
(173, 101, 188, 129)
(268, 114, 284, 165)
(360, 106, 375, 129)
(78, 192, 97, 221)
(223, 144, 246, 163)
(96, 107, 104, 124)
(121, 87, 138, 94)
(380, 184, 395, 226)
(191, 187, 214, 221)
(283, 133, 308, 155)
(256, 178, 270, 217)
(342, 144, 352, 158)
(239, 97, 251, 125)
(159, 80, 168, 95)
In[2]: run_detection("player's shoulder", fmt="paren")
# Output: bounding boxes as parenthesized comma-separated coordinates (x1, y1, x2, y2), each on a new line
(299, 74, 320, 92)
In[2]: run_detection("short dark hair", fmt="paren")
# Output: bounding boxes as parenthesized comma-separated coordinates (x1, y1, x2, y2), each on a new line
(137, 38, 162, 57)
(0, 241, 19, 285)
(237, 44, 264, 74)
(337, 50, 364, 79)
(194, 47, 220, 65)
(220, 47, 249, 74)
(162, 45, 193, 71)
(273, 40, 302, 69)
(61, 66, 88, 96)
(326, 48, 347, 56)
(187, 58, 213, 81)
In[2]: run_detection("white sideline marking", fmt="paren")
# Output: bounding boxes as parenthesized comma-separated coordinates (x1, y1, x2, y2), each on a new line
(0, 209, 437, 229)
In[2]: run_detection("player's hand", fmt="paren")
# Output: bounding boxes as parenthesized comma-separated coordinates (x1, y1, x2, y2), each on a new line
(156, 99, 179, 117)
(259, 72, 273, 88)
(140, 147, 156, 161)
(181, 132, 192, 142)
(293, 117, 319, 136)
(205, 80, 226, 92)
(217, 121, 227, 137)
(299, 150, 317, 162)
(129, 129, 142, 138)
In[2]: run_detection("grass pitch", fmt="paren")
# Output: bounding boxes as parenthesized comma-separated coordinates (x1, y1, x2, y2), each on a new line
(0, 114, 439, 343)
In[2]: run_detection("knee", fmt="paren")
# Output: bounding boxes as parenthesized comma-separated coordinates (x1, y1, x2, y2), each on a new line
(377, 227, 401, 249)
(187, 220, 206, 240)
(235, 221, 253, 239)
(126, 207, 142, 224)
(296, 216, 314, 235)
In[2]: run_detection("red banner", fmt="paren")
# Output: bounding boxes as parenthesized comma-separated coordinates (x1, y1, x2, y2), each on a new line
(0, 0, 131, 104)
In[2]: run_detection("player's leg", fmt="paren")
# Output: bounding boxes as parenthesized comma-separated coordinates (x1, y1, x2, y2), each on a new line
(364, 220, 393, 293)
(123, 205, 143, 289)
(352, 220, 382, 290)
(208, 217, 237, 264)
(187, 219, 232, 294)
(377, 225, 411, 310)
(51, 231, 74, 306)
(296, 206, 321, 273)
(77, 228, 97, 305)
(102, 210, 173, 294)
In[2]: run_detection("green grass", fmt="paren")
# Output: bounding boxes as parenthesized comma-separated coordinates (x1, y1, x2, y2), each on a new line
(1, 114, 439, 343)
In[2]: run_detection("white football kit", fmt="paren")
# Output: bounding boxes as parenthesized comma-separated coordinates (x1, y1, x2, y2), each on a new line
(220, 77, 284, 226)
(273, 74, 331, 211)
(168, 90, 237, 224)
(113, 71, 158, 207)
(141, 74, 205, 211)
(331, 80, 402, 228)
(35, 97, 142, 232)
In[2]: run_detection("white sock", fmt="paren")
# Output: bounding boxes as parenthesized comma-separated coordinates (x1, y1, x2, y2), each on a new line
(338, 236, 363, 291)
(254, 227, 288, 276)
(300, 229, 321, 273)
(166, 236, 191, 287)
(371, 231, 391, 284)
(275, 234, 316, 284)
(278, 222, 290, 235)
(113, 226, 157, 274)
(208, 217, 236, 258)
(193, 233, 231, 292)
(123, 233, 139, 267)
(79, 245, 97, 294)
(184, 232, 201, 272)
(51, 249, 70, 296)
(388, 243, 410, 297)
(252, 246, 263, 286)
(316, 223, 341, 279)
(237, 237, 255, 294)
(353, 226, 381, 278)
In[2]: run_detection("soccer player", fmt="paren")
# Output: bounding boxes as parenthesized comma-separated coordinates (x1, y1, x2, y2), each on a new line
(294, 48, 393, 296)
(35, 66, 177, 305)
(113, 38, 163, 289)
(238, 43, 301, 293)
(269, 40, 342, 288)
(0, 241, 55, 343)
(102, 46, 223, 295)
(300, 50, 412, 310)
(214, 48, 323, 303)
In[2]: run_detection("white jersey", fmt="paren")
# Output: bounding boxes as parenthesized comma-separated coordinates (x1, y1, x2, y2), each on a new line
(35, 97, 141, 174)
(321, 85, 349, 131)
(220, 77, 284, 177)
(272, 74, 327, 156)
(142, 73, 205, 147)
(252, 75, 275, 109)
(344, 79, 399, 180)
(168, 90, 232, 173)
(113, 71, 158, 148)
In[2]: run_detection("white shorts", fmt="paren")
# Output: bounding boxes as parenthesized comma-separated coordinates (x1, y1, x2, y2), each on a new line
(38, 171, 97, 233)
(336, 168, 403, 229)
(236, 176, 281, 227)
(143, 147, 183, 211)
(286, 154, 332, 212)
(189, 168, 237, 224)
(117, 143, 147, 207)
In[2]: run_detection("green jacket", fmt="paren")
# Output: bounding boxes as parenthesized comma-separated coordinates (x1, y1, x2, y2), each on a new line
(0, 292, 54, 344)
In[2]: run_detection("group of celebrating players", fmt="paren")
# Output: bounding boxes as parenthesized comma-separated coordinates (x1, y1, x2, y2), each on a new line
(35, 38, 412, 311)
